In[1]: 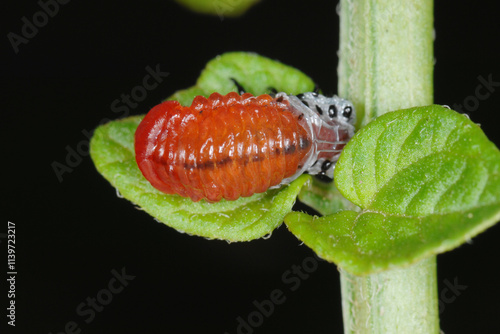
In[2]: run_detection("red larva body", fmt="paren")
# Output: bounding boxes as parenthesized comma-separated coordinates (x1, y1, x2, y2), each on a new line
(135, 92, 312, 202)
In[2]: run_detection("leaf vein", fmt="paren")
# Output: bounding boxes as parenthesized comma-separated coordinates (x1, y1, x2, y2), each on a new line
(473, 168, 490, 207)
(393, 115, 427, 168)
(430, 159, 467, 214)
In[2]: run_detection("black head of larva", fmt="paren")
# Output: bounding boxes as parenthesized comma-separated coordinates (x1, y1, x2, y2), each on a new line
(297, 92, 356, 125)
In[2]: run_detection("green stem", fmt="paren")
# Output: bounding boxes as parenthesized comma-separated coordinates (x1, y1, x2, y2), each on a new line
(338, 0, 434, 128)
(338, 0, 438, 333)
(340, 257, 439, 333)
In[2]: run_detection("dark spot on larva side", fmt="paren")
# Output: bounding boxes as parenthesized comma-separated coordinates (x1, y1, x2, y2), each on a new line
(203, 161, 216, 170)
(315, 105, 323, 115)
(172, 141, 305, 171)
(298, 113, 304, 120)
(297, 94, 310, 107)
(328, 104, 337, 118)
(285, 144, 296, 154)
(299, 137, 310, 150)
(276, 96, 284, 103)
(343, 106, 353, 119)
(216, 157, 232, 167)
(181, 157, 232, 170)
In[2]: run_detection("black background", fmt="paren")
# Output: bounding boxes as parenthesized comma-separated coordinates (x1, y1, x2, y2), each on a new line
(3, 0, 500, 333)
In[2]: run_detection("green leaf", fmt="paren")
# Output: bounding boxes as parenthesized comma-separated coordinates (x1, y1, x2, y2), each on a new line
(286, 105, 500, 275)
(169, 52, 316, 105)
(90, 52, 315, 242)
(298, 179, 359, 216)
(174, 0, 260, 18)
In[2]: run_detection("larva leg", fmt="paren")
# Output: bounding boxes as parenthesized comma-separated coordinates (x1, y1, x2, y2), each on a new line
(230, 78, 278, 96)
(314, 160, 334, 183)
(230, 78, 246, 94)
(313, 84, 320, 94)
(266, 87, 278, 96)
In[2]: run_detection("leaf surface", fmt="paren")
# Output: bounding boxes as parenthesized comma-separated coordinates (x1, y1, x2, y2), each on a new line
(286, 105, 500, 274)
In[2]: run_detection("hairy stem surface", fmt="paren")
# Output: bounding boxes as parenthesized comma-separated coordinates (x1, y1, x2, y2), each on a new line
(338, 0, 438, 333)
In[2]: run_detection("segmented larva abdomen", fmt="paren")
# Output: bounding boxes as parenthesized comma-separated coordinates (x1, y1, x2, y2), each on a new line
(135, 92, 312, 202)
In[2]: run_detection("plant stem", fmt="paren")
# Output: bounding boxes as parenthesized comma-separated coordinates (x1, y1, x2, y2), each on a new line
(340, 257, 439, 333)
(338, 0, 434, 127)
(338, 0, 438, 333)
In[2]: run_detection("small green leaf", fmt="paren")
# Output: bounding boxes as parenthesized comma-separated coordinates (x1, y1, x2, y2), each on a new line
(90, 52, 315, 242)
(174, 0, 260, 18)
(286, 105, 500, 275)
(169, 52, 315, 105)
(298, 179, 359, 216)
